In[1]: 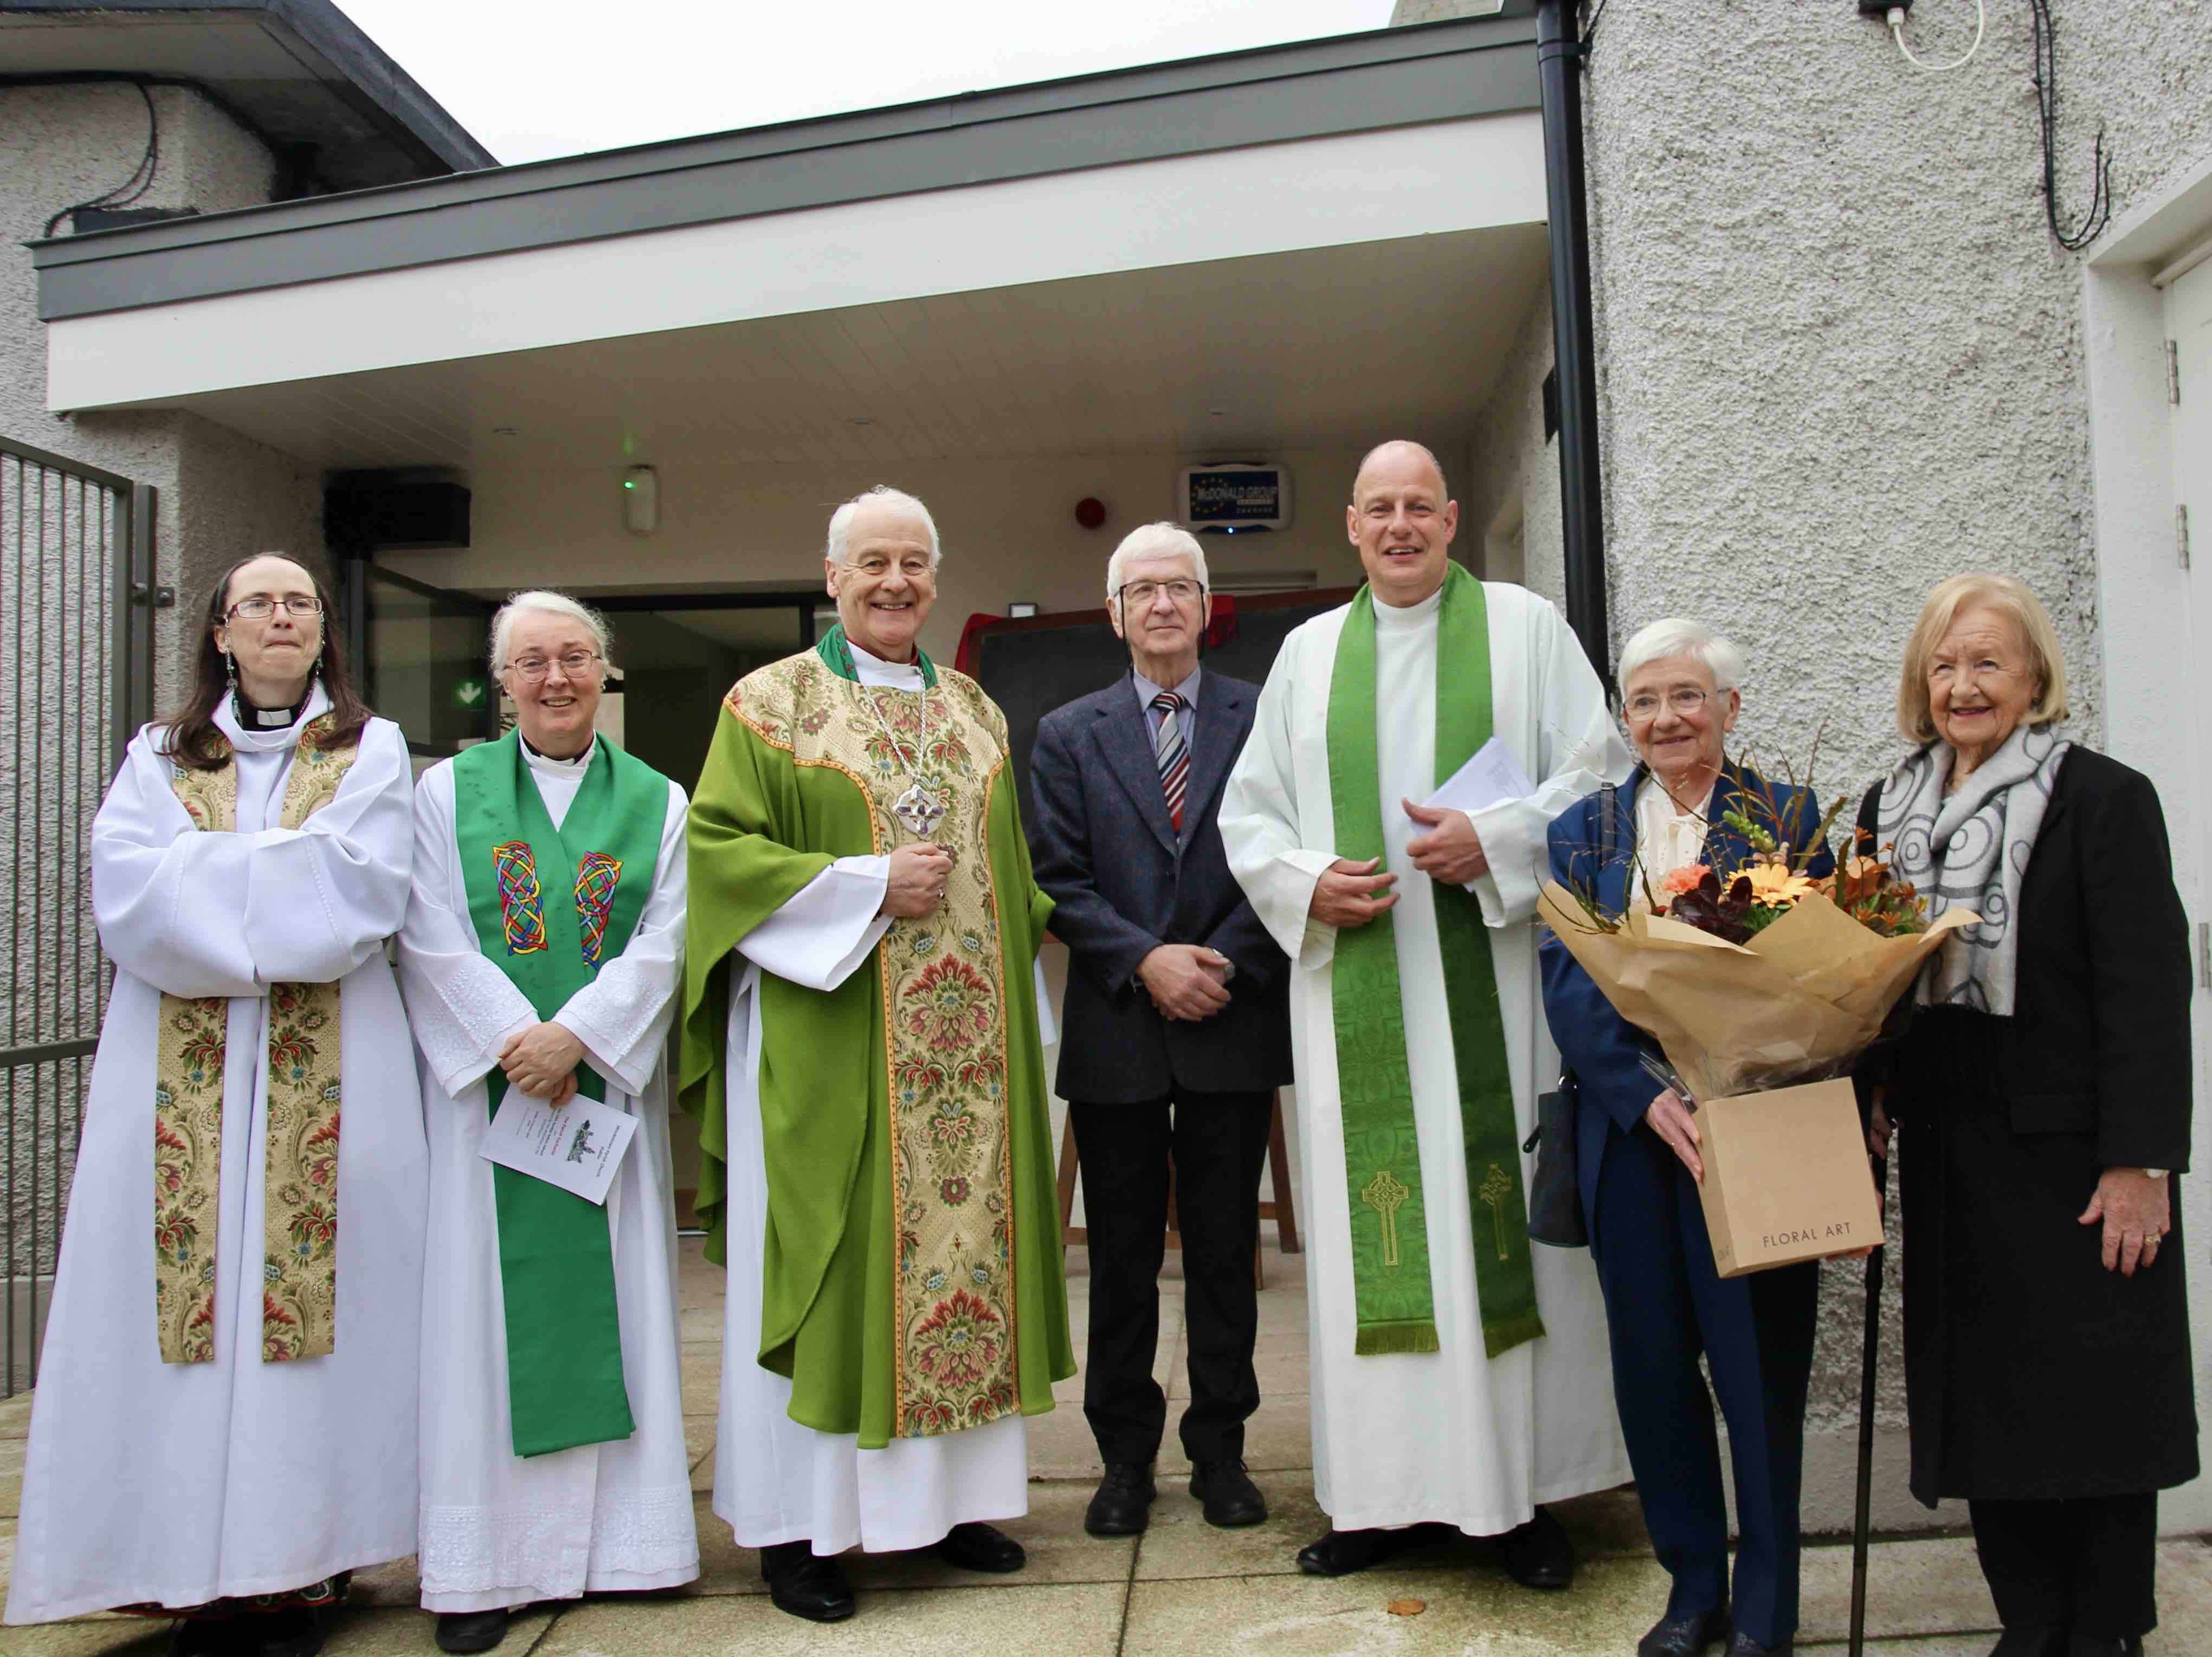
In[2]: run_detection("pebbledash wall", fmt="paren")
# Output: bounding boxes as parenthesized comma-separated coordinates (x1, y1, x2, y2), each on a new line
(0, 83, 328, 711)
(1410, 0, 2212, 1531)
(0, 84, 324, 1326)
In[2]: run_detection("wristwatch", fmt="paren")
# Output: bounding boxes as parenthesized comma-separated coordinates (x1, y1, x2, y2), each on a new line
(2140, 1168, 2170, 1181)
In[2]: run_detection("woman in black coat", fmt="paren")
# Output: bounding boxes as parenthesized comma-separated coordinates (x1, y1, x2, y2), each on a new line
(1862, 574, 2196, 1657)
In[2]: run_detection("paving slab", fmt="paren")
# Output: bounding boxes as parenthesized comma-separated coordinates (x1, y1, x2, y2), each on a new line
(530, 1578, 1126, 1657)
(678, 1347, 719, 1417)
(1157, 1393, 1311, 1476)
(1798, 1537, 1995, 1643)
(1123, 1552, 1671, 1656)
(0, 1392, 33, 1440)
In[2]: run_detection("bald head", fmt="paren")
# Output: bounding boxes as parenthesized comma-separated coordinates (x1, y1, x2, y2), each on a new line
(1351, 439, 1448, 502)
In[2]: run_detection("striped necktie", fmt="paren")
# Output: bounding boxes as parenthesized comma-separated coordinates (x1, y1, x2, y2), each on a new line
(1152, 691, 1189, 835)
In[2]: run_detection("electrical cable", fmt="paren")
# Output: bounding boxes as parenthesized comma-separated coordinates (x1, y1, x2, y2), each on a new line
(40, 81, 159, 238)
(1886, 0, 1984, 73)
(2030, 0, 2112, 250)
(1582, 0, 1611, 50)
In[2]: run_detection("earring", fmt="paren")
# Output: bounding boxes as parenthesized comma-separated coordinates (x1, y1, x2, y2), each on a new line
(223, 651, 237, 688)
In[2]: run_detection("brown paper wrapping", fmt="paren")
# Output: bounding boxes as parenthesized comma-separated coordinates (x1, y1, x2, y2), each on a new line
(1536, 881, 1976, 1104)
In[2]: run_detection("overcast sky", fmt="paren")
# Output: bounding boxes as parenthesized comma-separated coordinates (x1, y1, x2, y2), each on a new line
(334, 0, 1402, 166)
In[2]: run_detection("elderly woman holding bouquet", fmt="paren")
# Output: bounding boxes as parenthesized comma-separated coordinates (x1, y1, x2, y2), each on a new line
(1860, 574, 2194, 1657)
(1539, 618, 1833, 1657)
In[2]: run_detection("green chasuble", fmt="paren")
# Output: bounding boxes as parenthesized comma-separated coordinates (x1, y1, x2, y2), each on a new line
(679, 630, 1074, 1448)
(1325, 565, 1543, 1361)
(454, 730, 669, 1455)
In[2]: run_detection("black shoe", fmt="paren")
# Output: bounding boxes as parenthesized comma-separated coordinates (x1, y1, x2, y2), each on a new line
(1641, 1606, 1731, 1657)
(245, 1609, 325, 1657)
(435, 1609, 511, 1654)
(1085, 1462, 1157, 1536)
(1725, 1634, 1791, 1657)
(167, 1619, 242, 1657)
(1991, 1628, 2070, 1657)
(1295, 1526, 1407, 1577)
(1189, 1459, 1268, 1529)
(934, 1521, 1026, 1574)
(759, 1540, 856, 1622)
(1498, 1505, 1575, 1591)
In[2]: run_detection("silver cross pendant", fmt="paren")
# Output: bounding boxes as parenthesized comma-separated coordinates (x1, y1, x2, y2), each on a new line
(893, 783, 948, 840)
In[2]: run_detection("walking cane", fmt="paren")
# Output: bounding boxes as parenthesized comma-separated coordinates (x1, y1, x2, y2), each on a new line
(1848, 1148, 1891, 1657)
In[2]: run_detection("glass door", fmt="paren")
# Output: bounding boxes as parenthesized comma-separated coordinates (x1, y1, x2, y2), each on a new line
(343, 560, 499, 762)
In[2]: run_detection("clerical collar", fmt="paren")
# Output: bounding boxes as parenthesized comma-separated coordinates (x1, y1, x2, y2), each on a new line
(520, 732, 594, 769)
(234, 687, 308, 729)
(848, 637, 926, 682)
(1373, 582, 1447, 626)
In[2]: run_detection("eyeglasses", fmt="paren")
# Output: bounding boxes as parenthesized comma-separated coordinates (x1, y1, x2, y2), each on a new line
(227, 596, 324, 621)
(1623, 686, 1712, 721)
(1117, 579, 1205, 609)
(504, 650, 604, 684)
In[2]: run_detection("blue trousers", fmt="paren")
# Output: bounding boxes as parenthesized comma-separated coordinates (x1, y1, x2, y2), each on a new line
(1590, 1120, 1820, 1648)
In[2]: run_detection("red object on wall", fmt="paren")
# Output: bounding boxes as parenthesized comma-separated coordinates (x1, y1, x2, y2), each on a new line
(1074, 497, 1108, 530)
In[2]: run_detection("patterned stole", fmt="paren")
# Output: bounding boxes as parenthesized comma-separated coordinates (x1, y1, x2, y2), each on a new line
(153, 715, 359, 1365)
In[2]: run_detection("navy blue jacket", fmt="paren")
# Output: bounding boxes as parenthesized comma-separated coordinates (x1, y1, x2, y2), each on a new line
(1029, 669, 1292, 1104)
(1539, 764, 1835, 1240)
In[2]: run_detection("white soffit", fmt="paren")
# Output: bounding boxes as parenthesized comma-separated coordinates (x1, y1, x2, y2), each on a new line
(45, 111, 1546, 412)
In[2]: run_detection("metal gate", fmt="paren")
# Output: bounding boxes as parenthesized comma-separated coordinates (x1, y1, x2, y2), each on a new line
(1, 435, 156, 1396)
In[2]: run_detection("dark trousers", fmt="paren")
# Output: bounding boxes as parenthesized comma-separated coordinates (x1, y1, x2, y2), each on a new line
(1969, 1493, 2158, 1641)
(1068, 1089, 1273, 1466)
(1591, 1121, 1820, 1649)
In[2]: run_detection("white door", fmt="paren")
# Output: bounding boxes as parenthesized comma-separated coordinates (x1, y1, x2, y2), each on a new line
(2172, 260, 2212, 1061)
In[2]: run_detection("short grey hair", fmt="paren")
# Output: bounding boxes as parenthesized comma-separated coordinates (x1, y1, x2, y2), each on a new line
(826, 485, 941, 569)
(1105, 521, 1210, 605)
(490, 589, 614, 674)
(1617, 617, 1744, 693)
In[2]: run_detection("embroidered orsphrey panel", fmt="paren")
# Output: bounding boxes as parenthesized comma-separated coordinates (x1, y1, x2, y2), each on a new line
(736, 653, 1020, 1437)
(157, 723, 355, 1364)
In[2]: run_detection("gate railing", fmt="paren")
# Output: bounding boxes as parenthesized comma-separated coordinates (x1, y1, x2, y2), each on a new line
(1, 434, 154, 1396)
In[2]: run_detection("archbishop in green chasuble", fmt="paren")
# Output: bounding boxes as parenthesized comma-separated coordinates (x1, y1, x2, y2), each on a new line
(680, 489, 1072, 1542)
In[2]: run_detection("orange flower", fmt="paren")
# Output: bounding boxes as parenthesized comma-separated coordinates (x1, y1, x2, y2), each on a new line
(1740, 861, 1816, 907)
(1656, 864, 1710, 900)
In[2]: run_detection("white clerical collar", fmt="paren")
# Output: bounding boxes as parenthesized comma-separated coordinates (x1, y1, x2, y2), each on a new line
(522, 733, 595, 776)
(214, 681, 331, 751)
(849, 639, 926, 687)
(1373, 582, 1446, 628)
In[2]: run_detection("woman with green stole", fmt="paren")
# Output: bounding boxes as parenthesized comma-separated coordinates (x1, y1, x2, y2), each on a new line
(396, 592, 697, 1654)
(8, 555, 426, 1657)
(681, 486, 1072, 1624)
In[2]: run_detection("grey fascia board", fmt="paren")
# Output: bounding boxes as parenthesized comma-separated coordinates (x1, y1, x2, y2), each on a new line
(32, 12, 1538, 321)
(1, 0, 495, 174)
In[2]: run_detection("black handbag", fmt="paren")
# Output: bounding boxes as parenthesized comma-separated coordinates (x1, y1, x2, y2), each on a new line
(1525, 782, 1617, 1250)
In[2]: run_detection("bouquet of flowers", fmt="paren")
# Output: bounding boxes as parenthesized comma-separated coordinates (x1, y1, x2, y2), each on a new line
(1539, 768, 1974, 1104)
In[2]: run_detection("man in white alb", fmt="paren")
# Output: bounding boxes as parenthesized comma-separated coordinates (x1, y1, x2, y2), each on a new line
(1220, 441, 1631, 1585)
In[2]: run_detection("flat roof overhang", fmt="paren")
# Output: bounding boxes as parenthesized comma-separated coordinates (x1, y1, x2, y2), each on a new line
(31, 4, 1539, 325)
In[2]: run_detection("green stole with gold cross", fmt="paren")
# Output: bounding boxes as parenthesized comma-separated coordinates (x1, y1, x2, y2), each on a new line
(1324, 563, 1543, 1360)
(453, 728, 667, 1455)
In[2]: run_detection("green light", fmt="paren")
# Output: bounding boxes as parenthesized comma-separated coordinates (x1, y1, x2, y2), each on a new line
(623, 479, 636, 489)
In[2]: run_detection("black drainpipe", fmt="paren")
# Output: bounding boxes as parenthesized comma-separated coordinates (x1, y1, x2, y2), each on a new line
(1533, 1, 1613, 694)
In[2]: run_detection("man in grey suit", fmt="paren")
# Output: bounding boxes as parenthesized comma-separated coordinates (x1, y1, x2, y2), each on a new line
(1028, 522, 1294, 1540)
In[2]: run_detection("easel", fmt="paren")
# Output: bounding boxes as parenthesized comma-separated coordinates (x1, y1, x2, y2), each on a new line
(1055, 1092, 1300, 1287)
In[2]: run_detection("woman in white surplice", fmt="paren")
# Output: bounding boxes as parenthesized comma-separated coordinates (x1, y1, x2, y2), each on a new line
(396, 593, 697, 1654)
(7, 555, 425, 1657)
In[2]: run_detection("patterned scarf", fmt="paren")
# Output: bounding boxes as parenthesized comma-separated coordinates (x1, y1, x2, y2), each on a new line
(154, 714, 359, 1364)
(1878, 723, 2070, 1016)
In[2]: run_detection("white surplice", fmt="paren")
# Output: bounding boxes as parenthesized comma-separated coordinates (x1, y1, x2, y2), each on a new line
(396, 740, 698, 1612)
(8, 693, 427, 1624)
(712, 642, 1053, 1558)
(1220, 579, 1635, 1535)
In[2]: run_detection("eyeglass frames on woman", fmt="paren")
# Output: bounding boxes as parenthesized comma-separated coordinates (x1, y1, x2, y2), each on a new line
(1116, 579, 1205, 609)
(227, 596, 325, 621)
(504, 651, 604, 684)
(1623, 686, 1713, 721)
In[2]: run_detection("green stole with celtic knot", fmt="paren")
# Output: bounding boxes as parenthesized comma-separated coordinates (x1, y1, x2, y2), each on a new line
(1324, 564, 1543, 1360)
(453, 729, 667, 1456)
(154, 714, 358, 1365)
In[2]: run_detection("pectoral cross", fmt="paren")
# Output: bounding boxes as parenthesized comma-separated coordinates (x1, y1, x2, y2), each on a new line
(1360, 1169, 1410, 1268)
(1477, 1164, 1514, 1262)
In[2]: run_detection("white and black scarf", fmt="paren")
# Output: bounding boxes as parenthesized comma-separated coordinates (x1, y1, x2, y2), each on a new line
(1878, 723, 2070, 1016)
